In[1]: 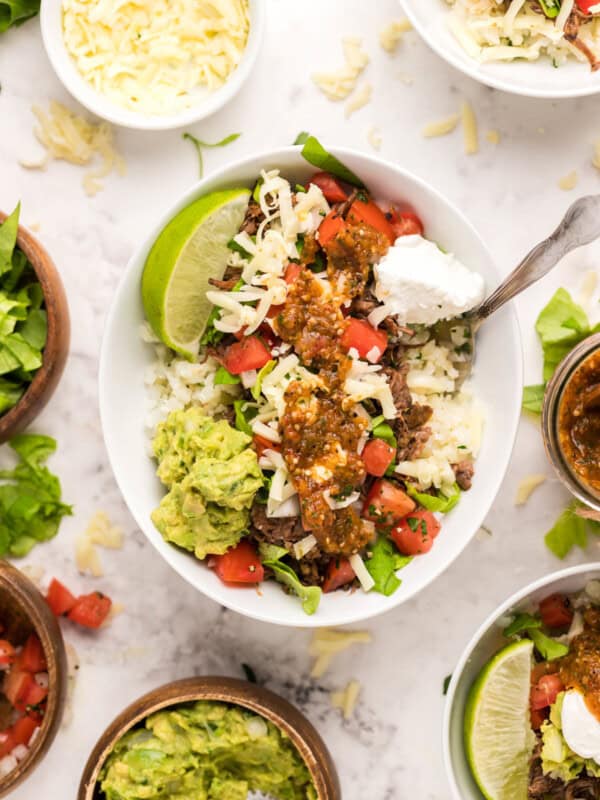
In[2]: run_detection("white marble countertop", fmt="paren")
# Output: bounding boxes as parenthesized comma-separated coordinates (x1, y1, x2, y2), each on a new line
(2, 0, 600, 797)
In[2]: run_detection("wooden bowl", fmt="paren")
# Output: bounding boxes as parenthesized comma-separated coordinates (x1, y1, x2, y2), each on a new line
(78, 677, 341, 800)
(0, 561, 68, 797)
(0, 213, 70, 442)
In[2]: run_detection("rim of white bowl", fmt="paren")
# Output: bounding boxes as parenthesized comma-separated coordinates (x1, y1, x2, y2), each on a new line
(99, 144, 523, 627)
(398, 0, 600, 100)
(442, 561, 600, 799)
(40, 0, 265, 131)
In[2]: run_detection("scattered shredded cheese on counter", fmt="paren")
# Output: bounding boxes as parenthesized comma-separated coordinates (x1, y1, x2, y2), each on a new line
(485, 130, 500, 145)
(62, 0, 250, 115)
(22, 102, 125, 196)
(461, 101, 479, 155)
(593, 140, 600, 170)
(558, 170, 578, 191)
(515, 474, 547, 506)
(345, 81, 372, 117)
(75, 511, 124, 577)
(579, 270, 599, 308)
(309, 628, 372, 679)
(379, 18, 412, 53)
(422, 114, 460, 138)
(367, 126, 382, 151)
(331, 680, 361, 719)
(102, 602, 125, 627)
(312, 37, 369, 100)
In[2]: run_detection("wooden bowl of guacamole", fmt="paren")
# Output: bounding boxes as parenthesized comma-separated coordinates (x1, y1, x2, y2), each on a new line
(78, 676, 340, 800)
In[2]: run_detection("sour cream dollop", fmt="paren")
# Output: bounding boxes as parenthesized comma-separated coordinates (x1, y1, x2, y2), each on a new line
(373, 234, 485, 326)
(562, 689, 600, 763)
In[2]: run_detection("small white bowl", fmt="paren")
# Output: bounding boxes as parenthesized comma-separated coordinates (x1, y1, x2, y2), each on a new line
(40, 0, 265, 130)
(99, 145, 522, 628)
(444, 563, 600, 800)
(399, 0, 600, 99)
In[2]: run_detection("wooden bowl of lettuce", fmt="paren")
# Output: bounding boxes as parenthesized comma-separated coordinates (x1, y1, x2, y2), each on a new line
(0, 206, 70, 442)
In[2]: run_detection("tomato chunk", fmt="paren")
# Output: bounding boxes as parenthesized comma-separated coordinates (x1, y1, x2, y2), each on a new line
(20, 679, 48, 711)
(318, 211, 346, 246)
(12, 715, 38, 747)
(391, 511, 441, 556)
(212, 540, 264, 585)
(322, 558, 356, 593)
(4, 670, 34, 711)
(46, 578, 77, 616)
(362, 439, 396, 477)
(576, 0, 599, 13)
(284, 263, 303, 285)
(68, 592, 112, 629)
(0, 729, 15, 758)
(389, 209, 424, 238)
(348, 199, 395, 243)
(223, 336, 272, 375)
(539, 593, 574, 630)
(341, 318, 388, 363)
(530, 706, 549, 731)
(306, 172, 348, 203)
(363, 479, 416, 527)
(530, 674, 564, 711)
(14, 634, 46, 674)
(0, 640, 15, 666)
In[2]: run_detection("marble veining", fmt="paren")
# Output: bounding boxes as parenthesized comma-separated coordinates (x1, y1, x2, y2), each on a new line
(2, 0, 600, 797)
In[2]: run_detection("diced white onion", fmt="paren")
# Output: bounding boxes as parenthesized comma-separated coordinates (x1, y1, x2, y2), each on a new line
(323, 489, 361, 510)
(240, 370, 257, 389)
(293, 534, 317, 559)
(268, 495, 300, 518)
(250, 420, 281, 443)
(349, 554, 375, 592)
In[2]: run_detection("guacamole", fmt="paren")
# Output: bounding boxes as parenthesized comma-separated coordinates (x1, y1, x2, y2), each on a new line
(99, 701, 317, 800)
(152, 409, 263, 560)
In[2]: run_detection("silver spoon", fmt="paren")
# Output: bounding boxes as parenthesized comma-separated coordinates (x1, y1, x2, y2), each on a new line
(437, 194, 600, 381)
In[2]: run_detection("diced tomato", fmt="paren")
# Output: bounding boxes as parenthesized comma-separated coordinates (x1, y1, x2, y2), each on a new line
(305, 172, 348, 203)
(20, 679, 48, 711)
(391, 511, 441, 556)
(223, 336, 272, 375)
(14, 634, 46, 674)
(317, 211, 346, 246)
(12, 715, 38, 747)
(530, 661, 558, 685)
(362, 479, 416, 528)
(4, 670, 34, 711)
(348, 199, 395, 243)
(341, 318, 388, 363)
(68, 593, 112, 629)
(212, 540, 264, 585)
(257, 322, 281, 350)
(46, 578, 77, 616)
(576, 0, 598, 14)
(253, 434, 280, 458)
(362, 439, 396, 477)
(530, 706, 549, 731)
(389, 209, 424, 238)
(0, 729, 15, 758)
(284, 263, 303, 285)
(322, 558, 356, 593)
(530, 674, 564, 711)
(0, 640, 16, 666)
(539, 593, 574, 630)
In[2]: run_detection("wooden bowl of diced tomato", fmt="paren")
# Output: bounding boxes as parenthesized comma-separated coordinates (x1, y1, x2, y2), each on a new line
(0, 561, 67, 797)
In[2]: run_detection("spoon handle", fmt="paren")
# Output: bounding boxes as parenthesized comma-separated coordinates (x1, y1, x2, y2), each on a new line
(470, 195, 600, 321)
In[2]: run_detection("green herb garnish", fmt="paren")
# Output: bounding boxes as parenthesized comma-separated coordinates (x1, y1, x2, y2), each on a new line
(182, 132, 241, 178)
(300, 135, 365, 188)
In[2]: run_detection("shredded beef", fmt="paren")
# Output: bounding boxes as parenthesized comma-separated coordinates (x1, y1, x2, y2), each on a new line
(239, 199, 265, 235)
(564, 11, 600, 71)
(381, 364, 412, 413)
(453, 460, 475, 491)
(208, 275, 239, 291)
(250, 504, 304, 547)
(529, 733, 600, 799)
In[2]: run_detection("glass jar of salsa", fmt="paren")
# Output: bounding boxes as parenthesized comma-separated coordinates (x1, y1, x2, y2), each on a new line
(542, 333, 600, 510)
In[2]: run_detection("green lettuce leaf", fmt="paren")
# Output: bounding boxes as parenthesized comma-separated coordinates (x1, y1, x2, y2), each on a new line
(522, 384, 545, 414)
(365, 537, 402, 596)
(262, 559, 321, 615)
(545, 501, 588, 559)
(503, 613, 542, 638)
(406, 483, 461, 513)
(0, 0, 39, 31)
(0, 204, 19, 274)
(214, 365, 240, 386)
(300, 135, 365, 188)
(528, 629, 569, 661)
(251, 360, 275, 401)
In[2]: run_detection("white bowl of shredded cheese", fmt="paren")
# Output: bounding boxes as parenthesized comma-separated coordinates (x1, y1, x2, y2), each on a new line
(400, 0, 600, 98)
(40, 0, 265, 130)
(99, 146, 522, 628)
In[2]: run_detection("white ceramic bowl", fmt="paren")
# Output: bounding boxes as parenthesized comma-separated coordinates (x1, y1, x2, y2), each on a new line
(399, 0, 600, 99)
(99, 145, 522, 627)
(40, 0, 265, 130)
(444, 563, 600, 800)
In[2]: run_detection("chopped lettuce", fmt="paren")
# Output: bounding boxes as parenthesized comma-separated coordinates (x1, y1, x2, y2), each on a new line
(293, 132, 310, 146)
(0, 434, 72, 557)
(233, 400, 255, 437)
(503, 612, 542, 638)
(545, 500, 594, 559)
(300, 135, 365, 189)
(365, 537, 406, 596)
(251, 360, 275, 401)
(262, 558, 321, 615)
(406, 483, 461, 513)
(541, 694, 600, 782)
(213, 366, 240, 386)
(0, 0, 39, 33)
(371, 421, 396, 448)
(528, 628, 569, 661)
(523, 288, 600, 411)
(538, 0, 560, 17)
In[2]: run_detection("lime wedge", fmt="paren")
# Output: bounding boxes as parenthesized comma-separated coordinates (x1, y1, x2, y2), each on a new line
(464, 638, 535, 800)
(142, 187, 250, 359)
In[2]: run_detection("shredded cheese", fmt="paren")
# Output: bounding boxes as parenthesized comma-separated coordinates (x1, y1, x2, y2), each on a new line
(379, 18, 412, 53)
(24, 102, 125, 196)
(579, 270, 599, 308)
(593, 140, 600, 170)
(485, 129, 501, 145)
(367, 125, 382, 151)
(349, 554, 375, 593)
(461, 101, 479, 155)
(558, 170, 578, 191)
(330, 680, 361, 719)
(423, 114, 460, 138)
(312, 37, 369, 100)
(309, 628, 372, 678)
(62, 0, 250, 115)
(75, 511, 124, 577)
(345, 82, 372, 117)
(515, 474, 546, 506)
(293, 534, 317, 560)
